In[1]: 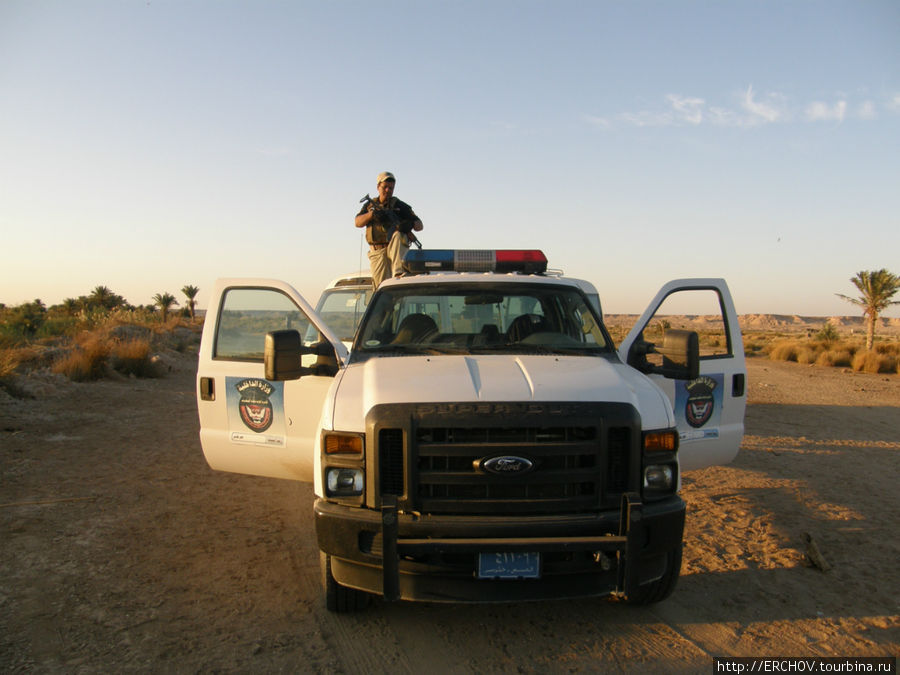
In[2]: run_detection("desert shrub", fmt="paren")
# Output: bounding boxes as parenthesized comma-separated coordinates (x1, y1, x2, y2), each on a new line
(795, 345, 822, 364)
(884, 354, 900, 373)
(52, 334, 110, 381)
(815, 349, 853, 368)
(0, 350, 18, 379)
(815, 323, 840, 344)
(110, 338, 159, 378)
(874, 342, 900, 357)
(1, 345, 56, 375)
(0, 355, 23, 397)
(851, 350, 898, 374)
(769, 340, 801, 362)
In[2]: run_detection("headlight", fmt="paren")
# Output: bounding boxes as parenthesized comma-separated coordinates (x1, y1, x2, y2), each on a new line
(643, 464, 674, 491)
(326, 467, 364, 497)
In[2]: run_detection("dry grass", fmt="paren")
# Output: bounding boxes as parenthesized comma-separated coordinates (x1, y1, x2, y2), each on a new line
(815, 349, 853, 368)
(763, 334, 899, 374)
(0, 349, 24, 395)
(1, 349, 23, 380)
(851, 350, 899, 374)
(49, 327, 171, 382)
(1, 299, 203, 396)
(1, 318, 202, 391)
(768, 340, 802, 362)
(52, 334, 111, 381)
(110, 337, 159, 378)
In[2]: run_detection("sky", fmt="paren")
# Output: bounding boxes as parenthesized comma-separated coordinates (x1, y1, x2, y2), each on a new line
(1, 0, 898, 316)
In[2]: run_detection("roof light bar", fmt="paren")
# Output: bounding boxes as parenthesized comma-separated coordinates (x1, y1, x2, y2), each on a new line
(404, 249, 548, 275)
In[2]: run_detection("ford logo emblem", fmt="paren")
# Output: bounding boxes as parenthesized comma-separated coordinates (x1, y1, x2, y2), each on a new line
(481, 455, 534, 475)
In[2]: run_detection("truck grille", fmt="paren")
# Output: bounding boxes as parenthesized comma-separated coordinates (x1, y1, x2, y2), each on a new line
(371, 402, 639, 516)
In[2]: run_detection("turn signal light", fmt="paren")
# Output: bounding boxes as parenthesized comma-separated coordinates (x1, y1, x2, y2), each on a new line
(643, 430, 677, 452)
(324, 433, 364, 455)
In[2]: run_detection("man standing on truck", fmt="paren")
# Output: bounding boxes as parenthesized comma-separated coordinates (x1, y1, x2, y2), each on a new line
(355, 171, 423, 288)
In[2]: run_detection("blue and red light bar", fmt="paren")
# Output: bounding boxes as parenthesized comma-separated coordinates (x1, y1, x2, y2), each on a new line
(404, 249, 548, 275)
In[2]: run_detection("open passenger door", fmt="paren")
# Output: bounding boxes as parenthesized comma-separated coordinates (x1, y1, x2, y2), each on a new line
(196, 279, 348, 482)
(618, 279, 746, 471)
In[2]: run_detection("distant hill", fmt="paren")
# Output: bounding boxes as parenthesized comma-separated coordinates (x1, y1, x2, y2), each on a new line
(603, 314, 900, 336)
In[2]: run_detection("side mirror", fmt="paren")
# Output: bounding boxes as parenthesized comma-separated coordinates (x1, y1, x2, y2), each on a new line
(627, 329, 699, 380)
(264, 330, 340, 381)
(265, 330, 304, 381)
(655, 329, 700, 380)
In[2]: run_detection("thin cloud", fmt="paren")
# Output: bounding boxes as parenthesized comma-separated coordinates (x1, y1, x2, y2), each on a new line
(590, 86, 892, 130)
(741, 85, 784, 124)
(667, 95, 704, 124)
(806, 100, 847, 122)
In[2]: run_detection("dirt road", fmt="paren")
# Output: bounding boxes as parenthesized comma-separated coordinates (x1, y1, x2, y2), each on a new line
(2, 356, 898, 672)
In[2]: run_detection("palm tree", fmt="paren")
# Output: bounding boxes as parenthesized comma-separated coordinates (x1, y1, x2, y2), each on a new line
(836, 269, 900, 350)
(88, 285, 125, 311)
(90, 285, 115, 310)
(181, 285, 199, 322)
(61, 298, 81, 316)
(152, 292, 179, 323)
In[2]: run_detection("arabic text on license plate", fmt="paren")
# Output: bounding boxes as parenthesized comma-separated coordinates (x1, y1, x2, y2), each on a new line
(477, 552, 540, 579)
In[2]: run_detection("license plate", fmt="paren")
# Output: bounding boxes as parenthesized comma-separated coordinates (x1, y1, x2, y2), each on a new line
(477, 552, 541, 579)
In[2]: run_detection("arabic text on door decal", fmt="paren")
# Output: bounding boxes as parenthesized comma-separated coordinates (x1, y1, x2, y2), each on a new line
(675, 374, 723, 441)
(226, 377, 286, 447)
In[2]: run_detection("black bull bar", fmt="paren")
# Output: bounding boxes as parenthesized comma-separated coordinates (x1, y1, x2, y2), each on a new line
(379, 492, 644, 601)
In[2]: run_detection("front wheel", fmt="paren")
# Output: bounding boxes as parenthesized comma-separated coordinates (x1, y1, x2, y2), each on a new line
(320, 552, 370, 613)
(625, 546, 682, 605)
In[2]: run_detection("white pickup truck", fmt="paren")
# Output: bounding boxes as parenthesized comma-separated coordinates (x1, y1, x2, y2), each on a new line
(196, 249, 746, 611)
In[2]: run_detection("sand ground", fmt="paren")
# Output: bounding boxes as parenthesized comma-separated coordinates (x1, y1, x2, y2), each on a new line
(1, 354, 898, 673)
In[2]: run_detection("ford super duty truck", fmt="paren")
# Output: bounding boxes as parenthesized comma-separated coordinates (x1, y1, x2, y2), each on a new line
(196, 249, 746, 611)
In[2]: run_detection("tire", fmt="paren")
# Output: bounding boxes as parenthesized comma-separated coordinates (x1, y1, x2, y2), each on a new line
(625, 545, 682, 605)
(320, 552, 370, 613)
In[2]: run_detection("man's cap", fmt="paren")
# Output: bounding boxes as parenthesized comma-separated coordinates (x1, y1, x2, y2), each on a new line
(377, 171, 396, 184)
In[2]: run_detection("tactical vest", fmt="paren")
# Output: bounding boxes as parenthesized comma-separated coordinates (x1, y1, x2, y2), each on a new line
(365, 197, 413, 245)
(365, 196, 394, 245)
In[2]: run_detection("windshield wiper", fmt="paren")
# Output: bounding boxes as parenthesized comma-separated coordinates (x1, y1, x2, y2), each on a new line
(364, 344, 447, 356)
(502, 344, 599, 356)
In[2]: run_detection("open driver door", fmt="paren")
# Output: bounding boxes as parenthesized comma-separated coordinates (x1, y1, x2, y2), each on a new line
(196, 278, 348, 482)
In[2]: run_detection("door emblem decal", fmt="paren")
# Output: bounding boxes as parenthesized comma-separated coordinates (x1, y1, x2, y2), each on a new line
(236, 379, 275, 432)
(684, 376, 718, 428)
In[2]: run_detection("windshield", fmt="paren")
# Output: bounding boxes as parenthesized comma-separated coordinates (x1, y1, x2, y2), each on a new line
(308, 286, 372, 344)
(354, 282, 612, 356)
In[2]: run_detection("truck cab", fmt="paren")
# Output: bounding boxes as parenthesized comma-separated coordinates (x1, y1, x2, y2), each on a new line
(305, 272, 373, 348)
(196, 250, 746, 611)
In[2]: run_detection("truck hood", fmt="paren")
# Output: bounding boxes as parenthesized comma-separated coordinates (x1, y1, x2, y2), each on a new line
(327, 355, 674, 432)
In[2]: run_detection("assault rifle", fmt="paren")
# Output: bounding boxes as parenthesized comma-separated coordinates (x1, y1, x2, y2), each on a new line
(359, 194, 422, 249)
